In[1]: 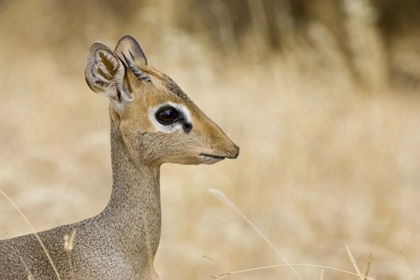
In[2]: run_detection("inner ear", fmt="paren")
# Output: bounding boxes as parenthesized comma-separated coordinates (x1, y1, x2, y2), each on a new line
(114, 35, 148, 66)
(94, 50, 122, 91)
(85, 42, 132, 102)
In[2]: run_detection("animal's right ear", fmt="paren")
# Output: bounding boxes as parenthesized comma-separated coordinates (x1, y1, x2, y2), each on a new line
(85, 42, 128, 101)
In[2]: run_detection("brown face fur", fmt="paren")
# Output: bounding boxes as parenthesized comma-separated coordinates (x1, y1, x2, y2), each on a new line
(85, 37, 239, 167)
(116, 68, 239, 166)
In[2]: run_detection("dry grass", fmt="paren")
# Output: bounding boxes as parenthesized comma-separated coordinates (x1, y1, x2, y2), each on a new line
(1, 0, 420, 279)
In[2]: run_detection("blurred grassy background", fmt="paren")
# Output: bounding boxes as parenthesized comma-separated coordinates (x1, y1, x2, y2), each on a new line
(1, 0, 420, 279)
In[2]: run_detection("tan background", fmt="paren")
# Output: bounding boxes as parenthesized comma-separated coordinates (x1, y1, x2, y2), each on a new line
(1, 0, 420, 279)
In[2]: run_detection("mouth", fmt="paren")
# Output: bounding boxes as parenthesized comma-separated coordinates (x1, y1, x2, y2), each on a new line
(199, 154, 226, 164)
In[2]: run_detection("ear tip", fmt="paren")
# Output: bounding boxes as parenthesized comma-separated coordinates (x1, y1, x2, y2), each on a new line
(117, 34, 140, 45)
(90, 41, 105, 48)
(118, 34, 138, 42)
(89, 41, 112, 53)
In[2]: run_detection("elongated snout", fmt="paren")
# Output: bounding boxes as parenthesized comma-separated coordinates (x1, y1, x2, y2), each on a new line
(195, 114, 240, 164)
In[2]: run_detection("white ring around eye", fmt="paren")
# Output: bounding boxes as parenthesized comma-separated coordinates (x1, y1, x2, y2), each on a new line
(148, 102, 192, 133)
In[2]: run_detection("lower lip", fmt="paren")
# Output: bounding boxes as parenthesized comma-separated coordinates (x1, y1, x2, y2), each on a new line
(199, 154, 226, 164)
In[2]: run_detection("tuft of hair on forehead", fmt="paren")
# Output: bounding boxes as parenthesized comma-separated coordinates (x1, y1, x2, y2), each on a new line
(133, 65, 193, 103)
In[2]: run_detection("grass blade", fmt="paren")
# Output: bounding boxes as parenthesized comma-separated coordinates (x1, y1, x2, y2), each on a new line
(209, 188, 304, 280)
(0, 190, 61, 280)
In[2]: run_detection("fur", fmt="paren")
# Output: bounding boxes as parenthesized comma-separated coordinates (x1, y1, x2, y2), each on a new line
(0, 35, 239, 280)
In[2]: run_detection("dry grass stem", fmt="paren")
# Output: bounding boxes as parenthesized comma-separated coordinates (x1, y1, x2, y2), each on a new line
(0, 190, 61, 280)
(345, 244, 363, 279)
(64, 229, 77, 252)
(208, 188, 235, 209)
(1, 1, 419, 278)
(208, 263, 376, 280)
(203, 255, 228, 279)
(64, 229, 77, 280)
(209, 188, 304, 280)
(20, 257, 34, 280)
(202, 255, 228, 273)
(364, 253, 373, 280)
(320, 269, 324, 280)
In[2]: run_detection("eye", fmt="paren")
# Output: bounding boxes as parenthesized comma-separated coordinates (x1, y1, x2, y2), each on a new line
(156, 106, 180, 125)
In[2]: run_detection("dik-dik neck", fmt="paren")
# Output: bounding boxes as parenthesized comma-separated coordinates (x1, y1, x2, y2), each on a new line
(104, 119, 162, 258)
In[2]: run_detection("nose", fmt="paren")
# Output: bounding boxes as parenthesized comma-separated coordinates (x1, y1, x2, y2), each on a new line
(227, 143, 240, 159)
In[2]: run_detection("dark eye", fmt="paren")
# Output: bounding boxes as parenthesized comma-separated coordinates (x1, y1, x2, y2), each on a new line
(156, 107, 180, 125)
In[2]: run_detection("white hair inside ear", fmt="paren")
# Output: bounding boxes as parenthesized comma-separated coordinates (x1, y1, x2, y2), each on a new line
(85, 42, 132, 103)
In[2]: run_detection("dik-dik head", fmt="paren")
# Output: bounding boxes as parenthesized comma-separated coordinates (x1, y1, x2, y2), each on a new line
(85, 35, 239, 166)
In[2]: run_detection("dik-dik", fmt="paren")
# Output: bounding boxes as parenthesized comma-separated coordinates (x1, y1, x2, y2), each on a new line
(0, 35, 239, 279)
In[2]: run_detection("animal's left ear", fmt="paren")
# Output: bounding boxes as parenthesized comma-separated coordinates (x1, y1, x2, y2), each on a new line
(115, 35, 148, 66)
(114, 35, 151, 82)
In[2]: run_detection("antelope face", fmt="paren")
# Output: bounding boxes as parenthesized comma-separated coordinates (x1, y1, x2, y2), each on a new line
(85, 35, 239, 166)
